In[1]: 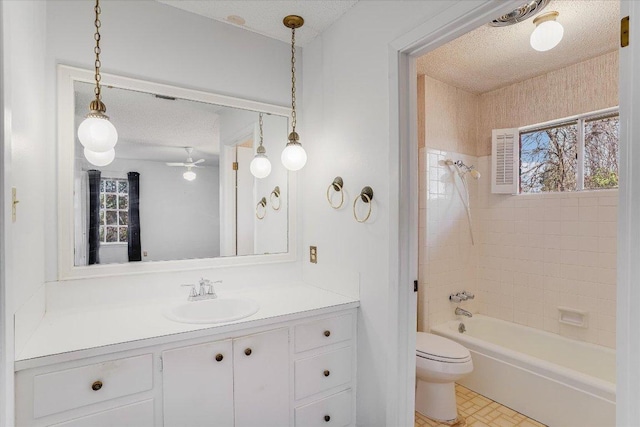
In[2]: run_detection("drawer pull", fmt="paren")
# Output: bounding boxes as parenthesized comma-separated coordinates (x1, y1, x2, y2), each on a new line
(324, 415, 331, 422)
(324, 330, 331, 337)
(215, 354, 224, 362)
(323, 370, 330, 377)
(245, 348, 252, 356)
(91, 380, 103, 391)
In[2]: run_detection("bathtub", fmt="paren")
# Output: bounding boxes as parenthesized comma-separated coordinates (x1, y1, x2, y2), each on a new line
(430, 315, 615, 427)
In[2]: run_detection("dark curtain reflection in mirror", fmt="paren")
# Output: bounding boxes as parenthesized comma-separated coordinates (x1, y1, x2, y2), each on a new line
(88, 169, 101, 265)
(128, 172, 141, 262)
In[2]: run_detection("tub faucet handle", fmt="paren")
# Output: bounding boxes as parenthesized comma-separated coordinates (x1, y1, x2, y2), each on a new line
(456, 292, 469, 301)
(449, 294, 462, 303)
(461, 291, 475, 300)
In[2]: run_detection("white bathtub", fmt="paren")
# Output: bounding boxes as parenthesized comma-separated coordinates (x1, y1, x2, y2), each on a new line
(430, 315, 615, 427)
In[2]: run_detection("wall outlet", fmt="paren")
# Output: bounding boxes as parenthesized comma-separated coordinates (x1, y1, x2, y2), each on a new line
(309, 246, 317, 264)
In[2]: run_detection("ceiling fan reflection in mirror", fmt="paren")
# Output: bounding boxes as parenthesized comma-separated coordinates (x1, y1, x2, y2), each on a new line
(166, 147, 205, 181)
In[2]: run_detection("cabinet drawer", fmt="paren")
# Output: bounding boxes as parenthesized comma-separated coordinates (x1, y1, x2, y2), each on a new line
(33, 354, 153, 418)
(295, 389, 352, 427)
(295, 314, 353, 353)
(295, 346, 352, 400)
(49, 399, 154, 427)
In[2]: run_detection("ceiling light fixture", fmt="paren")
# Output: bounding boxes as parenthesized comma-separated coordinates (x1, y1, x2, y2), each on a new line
(281, 15, 307, 171)
(78, 0, 118, 166)
(183, 167, 196, 181)
(250, 113, 272, 179)
(530, 11, 564, 52)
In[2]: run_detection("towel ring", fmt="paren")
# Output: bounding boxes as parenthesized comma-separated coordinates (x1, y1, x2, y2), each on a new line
(353, 186, 374, 223)
(326, 176, 344, 209)
(256, 197, 267, 220)
(270, 186, 281, 211)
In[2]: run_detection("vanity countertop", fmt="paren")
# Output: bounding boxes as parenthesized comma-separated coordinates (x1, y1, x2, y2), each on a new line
(15, 282, 359, 368)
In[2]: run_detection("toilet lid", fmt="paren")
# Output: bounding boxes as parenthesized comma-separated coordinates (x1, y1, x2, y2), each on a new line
(416, 332, 470, 362)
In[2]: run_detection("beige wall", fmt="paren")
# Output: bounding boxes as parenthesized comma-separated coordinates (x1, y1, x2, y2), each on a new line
(477, 50, 619, 156)
(419, 75, 478, 156)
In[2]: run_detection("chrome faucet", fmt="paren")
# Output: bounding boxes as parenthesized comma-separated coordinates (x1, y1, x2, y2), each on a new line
(181, 278, 221, 301)
(455, 307, 473, 318)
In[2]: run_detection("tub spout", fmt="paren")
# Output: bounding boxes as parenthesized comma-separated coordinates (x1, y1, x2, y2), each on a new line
(455, 307, 473, 317)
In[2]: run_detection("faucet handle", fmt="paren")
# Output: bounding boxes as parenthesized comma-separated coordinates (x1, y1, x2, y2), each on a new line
(462, 291, 475, 300)
(181, 284, 198, 298)
(456, 292, 469, 301)
(206, 282, 217, 297)
(449, 294, 462, 303)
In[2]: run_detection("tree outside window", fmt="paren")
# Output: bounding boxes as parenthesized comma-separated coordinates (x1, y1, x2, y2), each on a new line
(100, 178, 129, 243)
(519, 111, 619, 194)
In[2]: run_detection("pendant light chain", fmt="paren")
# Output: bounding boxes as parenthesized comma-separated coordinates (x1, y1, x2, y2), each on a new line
(290, 27, 297, 134)
(259, 113, 264, 147)
(93, 0, 103, 104)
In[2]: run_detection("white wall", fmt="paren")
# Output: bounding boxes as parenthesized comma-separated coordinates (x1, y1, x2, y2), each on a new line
(300, 2, 460, 425)
(44, 0, 296, 281)
(2, 0, 48, 424)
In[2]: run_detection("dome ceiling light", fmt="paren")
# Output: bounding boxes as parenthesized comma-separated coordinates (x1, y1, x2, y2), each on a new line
(530, 11, 564, 51)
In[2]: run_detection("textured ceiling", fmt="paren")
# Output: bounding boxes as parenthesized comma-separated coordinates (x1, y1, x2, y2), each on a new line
(417, 0, 619, 94)
(156, 0, 359, 46)
(75, 82, 222, 164)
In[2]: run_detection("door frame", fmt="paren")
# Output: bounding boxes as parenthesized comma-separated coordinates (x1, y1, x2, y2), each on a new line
(387, 0, 635, 425)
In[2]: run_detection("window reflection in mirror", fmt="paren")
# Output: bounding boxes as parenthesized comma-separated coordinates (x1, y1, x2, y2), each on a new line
(73, 82, 288, 266)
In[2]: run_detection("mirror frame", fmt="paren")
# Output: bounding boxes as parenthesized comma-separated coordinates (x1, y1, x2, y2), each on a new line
(57, 65, 296, 280)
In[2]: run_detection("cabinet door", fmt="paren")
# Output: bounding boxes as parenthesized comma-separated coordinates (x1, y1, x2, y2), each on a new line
(162, 340, 233, 427)
(233, 328, 289, 427)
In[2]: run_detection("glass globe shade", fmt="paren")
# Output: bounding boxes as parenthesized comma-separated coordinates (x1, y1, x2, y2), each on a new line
(281, 143, 307, 171)
(250, 154, 272, 179)
(183, 170, 196, 181)
(530, 20, 564, 52)
(78, 115, 119, 152)
(84, 147, 115, 167)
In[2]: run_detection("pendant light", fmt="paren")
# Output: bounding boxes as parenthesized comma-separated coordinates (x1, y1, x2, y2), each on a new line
(78, 0, 118, 166)
(281, 15, 307, 171)
(530, 11, 564, 52)
(250, 113, 272, 178)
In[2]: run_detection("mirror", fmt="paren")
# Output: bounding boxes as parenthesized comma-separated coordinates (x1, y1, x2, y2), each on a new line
(59, 66, 293, 276)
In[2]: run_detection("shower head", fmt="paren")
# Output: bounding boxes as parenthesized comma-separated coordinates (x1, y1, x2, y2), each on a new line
(450, 160, 481, 179)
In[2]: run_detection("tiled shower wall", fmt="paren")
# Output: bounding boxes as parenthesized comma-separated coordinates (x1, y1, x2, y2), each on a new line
(418, 51, 618, 347)
(418, 148, 479, 331)
(475, 157, 617, 348)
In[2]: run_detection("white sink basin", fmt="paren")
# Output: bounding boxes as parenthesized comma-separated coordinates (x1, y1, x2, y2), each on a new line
(164, 298, 260, 324)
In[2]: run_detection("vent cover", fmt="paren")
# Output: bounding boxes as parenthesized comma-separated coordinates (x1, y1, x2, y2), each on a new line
(488, 0, 550, 27)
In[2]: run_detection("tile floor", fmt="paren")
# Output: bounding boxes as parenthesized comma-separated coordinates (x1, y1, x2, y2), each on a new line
(415, 384, 547, 427)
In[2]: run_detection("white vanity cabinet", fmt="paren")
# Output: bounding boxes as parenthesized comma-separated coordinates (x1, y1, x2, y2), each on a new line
(162, 328, 289, 427)
(15, 308, 357, 427)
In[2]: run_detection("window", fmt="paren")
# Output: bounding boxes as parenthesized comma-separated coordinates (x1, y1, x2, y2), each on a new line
(519, 110, 619, 193)
(100, 178, 129, 243)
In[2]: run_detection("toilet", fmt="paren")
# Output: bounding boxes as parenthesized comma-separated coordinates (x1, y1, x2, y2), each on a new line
(415, 332, 473, 422)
